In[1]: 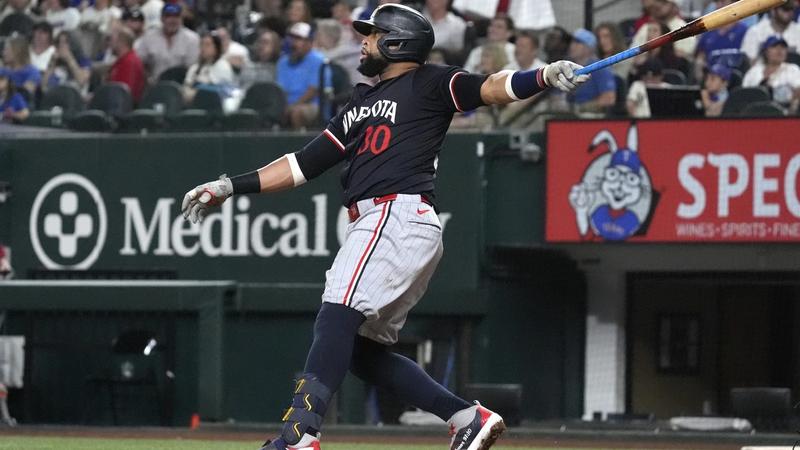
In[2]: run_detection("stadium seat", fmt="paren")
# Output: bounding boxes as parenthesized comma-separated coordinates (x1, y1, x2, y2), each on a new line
(89, 82, 133, 118)
(169, 109, 216, 131)
(787, 52, 800, 66)
(139, 81, 184, 117)
(728, 69, 743, 90)
(39, 85, 86, 120)
(158, 66, 188, 84)
(740, 100, 786, 117)
(721, 86, 770, 116)
(221, 108, 261, 131)
(123, 109, 164, 133)
(662, 69, 687, 85)
(240, 82, 287, 127)
(731, 387, 792, 431)
(24, 110, 65, 128)
(189, 88, 223, 116)
(611, 74, 628, 117)
(69, 110, 114, 132)
(320, 62, 352, 122)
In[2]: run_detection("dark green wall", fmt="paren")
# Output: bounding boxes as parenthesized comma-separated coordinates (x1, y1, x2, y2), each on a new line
(0, 131, 585, 425)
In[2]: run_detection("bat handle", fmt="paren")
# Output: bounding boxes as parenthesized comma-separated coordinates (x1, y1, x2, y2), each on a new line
(575, 47, 643, 76)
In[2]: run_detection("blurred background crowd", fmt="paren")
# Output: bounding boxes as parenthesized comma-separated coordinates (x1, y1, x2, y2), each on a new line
(0, 0, 796, 132)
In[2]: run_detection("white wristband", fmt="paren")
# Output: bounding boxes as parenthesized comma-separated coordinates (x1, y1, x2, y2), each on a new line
(285, 153, 307, 187)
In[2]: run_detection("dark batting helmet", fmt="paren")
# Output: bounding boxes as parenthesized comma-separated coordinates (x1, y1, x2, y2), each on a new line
(353, 4, 435, 64)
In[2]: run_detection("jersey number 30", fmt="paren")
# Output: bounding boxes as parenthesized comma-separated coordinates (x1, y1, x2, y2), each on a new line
(357, 125, 392, 156)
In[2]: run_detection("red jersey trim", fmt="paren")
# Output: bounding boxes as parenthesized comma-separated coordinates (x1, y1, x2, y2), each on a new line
(323, 128, 346, 153)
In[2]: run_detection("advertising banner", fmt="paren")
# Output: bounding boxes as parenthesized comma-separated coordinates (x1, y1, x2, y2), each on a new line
(0, 133, 482, 285)
(546, 119, 800, 242)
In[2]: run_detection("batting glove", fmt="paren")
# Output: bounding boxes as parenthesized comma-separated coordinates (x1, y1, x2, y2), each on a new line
(181, 175, 233, 224)
(543, 61, 591, 93)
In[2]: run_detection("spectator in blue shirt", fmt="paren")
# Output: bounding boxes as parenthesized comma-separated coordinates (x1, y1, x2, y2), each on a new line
(277, 22, 331, 129)
(695, 20, 748, 81)
(1, 36, 41, 99)
(568, 28, 616, 114)
(0, 73, 30, 123)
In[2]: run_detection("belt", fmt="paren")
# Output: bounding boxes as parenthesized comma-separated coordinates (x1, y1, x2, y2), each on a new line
(347, 194, 432, 223)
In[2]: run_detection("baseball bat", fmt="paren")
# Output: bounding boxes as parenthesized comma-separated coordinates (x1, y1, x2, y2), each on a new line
(575, 0, 788, 75)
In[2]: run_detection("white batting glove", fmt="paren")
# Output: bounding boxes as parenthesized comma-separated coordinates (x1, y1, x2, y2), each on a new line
(181, 175, 233, 224)
(543, 61, 591, 93)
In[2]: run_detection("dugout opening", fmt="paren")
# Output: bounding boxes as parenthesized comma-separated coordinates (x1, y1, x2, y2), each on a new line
(627, 272, 800, 423)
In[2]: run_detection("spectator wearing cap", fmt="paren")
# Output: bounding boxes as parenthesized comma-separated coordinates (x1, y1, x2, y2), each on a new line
(568, 28, 617, 114)
(424, 0, 467, 54)
(44, 0, 81, 34)
(740, 1, 800, 63)
(108, 26, 145, 103)
(0, 72, 29, 123)
(80, 0, 122, 35)
(632, 0, 697, 58)
(239, 29, 280, 89)
(214, 26, 250, 72)
(743, 36, 800, 111)
(627, 59, 668, 118)
(463, 15, 515, 74)
(122, 7, 146, 41)
(183, 31, 235, 103)
(0, 0, 32, 24)
(30, 22, 56, 73)
(277, 22, 330, 129)
(2, 36, 41, 98)
(135, 3, 200, 83)
(140, 0, 164, 30)
(701, 63, 731, 116)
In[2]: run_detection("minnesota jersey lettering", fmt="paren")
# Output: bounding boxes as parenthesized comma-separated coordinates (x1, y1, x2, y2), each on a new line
(342, 100, 397, 134)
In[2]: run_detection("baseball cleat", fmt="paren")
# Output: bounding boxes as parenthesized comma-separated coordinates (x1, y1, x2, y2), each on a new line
(259, 433, 321, 450)
(448, 403, 506, 450)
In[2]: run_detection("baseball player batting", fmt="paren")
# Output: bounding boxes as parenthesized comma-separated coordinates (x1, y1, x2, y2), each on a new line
(181, 5, 588, 450)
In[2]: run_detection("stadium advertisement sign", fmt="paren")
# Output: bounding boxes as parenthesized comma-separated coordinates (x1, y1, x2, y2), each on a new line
(546, 119, 800, 243)
(0, 134, 480, 284)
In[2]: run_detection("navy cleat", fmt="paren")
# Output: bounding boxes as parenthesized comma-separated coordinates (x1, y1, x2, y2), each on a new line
(448, 402, 506, 450)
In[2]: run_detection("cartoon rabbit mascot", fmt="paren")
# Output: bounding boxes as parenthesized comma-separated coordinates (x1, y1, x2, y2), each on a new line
(569, 124, 652, 241)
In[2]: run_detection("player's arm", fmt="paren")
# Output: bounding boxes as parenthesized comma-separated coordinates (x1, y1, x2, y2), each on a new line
(478, 61, 592, 105)
(181, 130, 346, 223)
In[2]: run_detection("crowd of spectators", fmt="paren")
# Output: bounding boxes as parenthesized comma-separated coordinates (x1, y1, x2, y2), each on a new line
(0, 0, 795, 131)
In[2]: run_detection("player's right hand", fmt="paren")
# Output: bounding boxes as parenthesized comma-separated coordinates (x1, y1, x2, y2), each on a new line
(181, 176, 233, 224)
(543, 61, 591, 93)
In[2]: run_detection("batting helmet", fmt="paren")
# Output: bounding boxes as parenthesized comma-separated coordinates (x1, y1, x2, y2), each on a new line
(353, 4, 435, 64)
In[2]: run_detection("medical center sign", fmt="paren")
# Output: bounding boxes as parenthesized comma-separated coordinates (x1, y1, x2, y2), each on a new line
(546, 119, 800, 243)
(29, 173, 452, 270)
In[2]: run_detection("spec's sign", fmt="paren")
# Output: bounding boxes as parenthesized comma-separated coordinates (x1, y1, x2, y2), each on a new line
(546, 119, 800, 243)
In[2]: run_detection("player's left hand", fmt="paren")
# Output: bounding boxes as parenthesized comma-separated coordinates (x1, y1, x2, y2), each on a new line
(543, 61, 591, 93)
(181, 175, 233, 224)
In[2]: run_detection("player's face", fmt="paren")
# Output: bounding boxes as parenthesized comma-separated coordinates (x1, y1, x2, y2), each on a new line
(358, 29, 389, 77)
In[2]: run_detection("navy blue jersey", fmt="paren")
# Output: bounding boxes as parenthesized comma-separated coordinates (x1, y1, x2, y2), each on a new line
(296, 64, 486, 207)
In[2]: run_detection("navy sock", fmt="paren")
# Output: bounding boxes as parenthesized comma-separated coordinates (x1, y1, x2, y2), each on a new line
(302, 302, 366, 414)
(350, 335, 471, 421)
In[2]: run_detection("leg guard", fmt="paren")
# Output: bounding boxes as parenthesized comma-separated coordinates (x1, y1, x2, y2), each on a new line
(279, 374, 332, 445)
